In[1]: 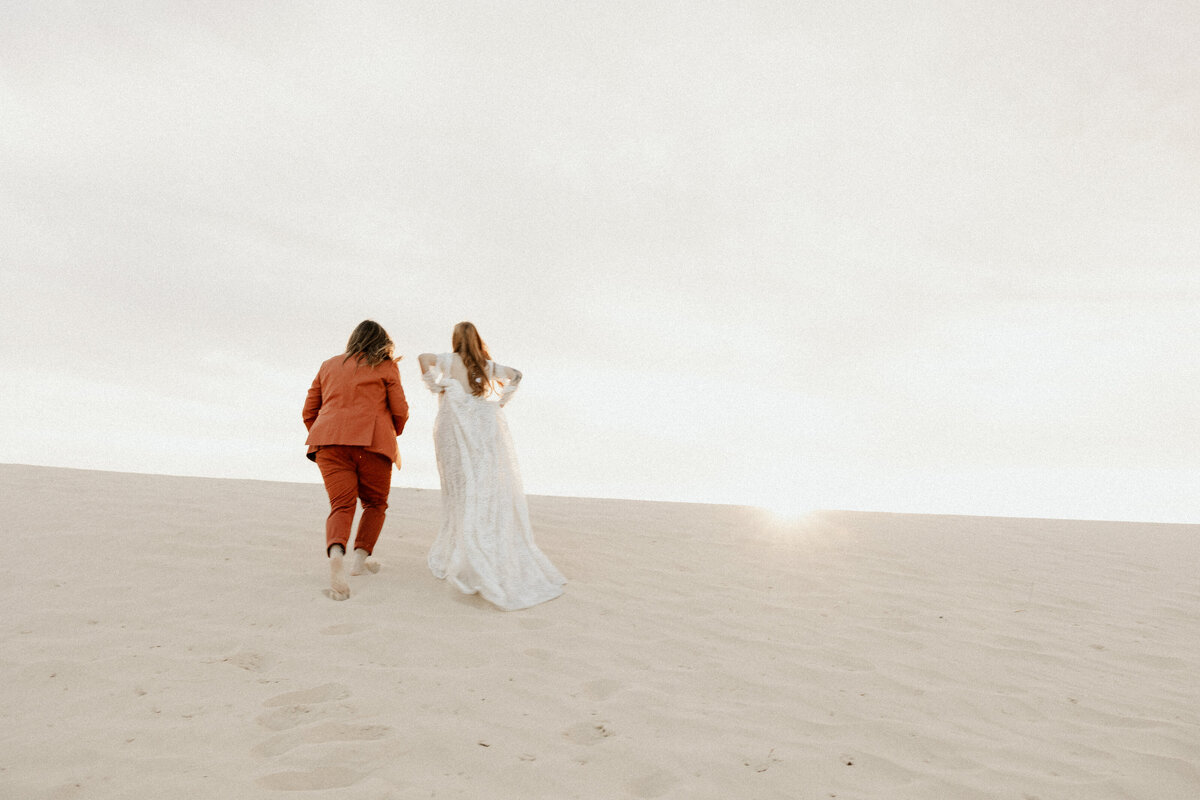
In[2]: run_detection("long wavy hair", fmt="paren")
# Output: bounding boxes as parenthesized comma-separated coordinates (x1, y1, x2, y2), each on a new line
(452, 321, 492, 397)
(343, 320, 396, 367)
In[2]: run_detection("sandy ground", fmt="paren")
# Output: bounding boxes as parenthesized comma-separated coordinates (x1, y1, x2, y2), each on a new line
(2, 463, 1197, 799)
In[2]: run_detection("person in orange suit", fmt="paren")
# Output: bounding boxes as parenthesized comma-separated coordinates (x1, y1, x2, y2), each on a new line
(303, 320, 409, 601)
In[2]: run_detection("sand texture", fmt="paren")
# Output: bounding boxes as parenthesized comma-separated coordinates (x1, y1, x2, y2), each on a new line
(2, 464, 1198, 799)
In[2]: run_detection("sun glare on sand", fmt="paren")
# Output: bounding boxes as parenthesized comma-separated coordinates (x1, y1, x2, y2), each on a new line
(760, 495, 813, 524)
(738, 476, 817, 525)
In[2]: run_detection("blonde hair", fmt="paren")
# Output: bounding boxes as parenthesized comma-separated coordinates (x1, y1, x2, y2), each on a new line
(452, 321, 492, 397)
(344, 320, 396, 367)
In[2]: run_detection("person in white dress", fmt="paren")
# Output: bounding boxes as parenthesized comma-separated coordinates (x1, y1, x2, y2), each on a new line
(418, 322, 565, 610)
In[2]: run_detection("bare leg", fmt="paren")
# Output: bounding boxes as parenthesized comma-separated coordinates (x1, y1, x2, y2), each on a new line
(350, 547, 380, 575)
(329, 545, 350, 600)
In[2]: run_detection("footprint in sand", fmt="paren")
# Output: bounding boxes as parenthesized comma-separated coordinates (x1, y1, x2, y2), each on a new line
(263, 683, 351, 707)
(256, 683, 352, 731)
(252, 684, 393, 792)
(223, 651, 268, 672)
(624, 769, 678, 798)
(257, 703, 349, 732)
(253, 721, 392, 758)
(562, 721, 614, 745)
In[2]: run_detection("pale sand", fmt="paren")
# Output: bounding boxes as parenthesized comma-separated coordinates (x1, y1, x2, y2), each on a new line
(2, 464, 1197, 799)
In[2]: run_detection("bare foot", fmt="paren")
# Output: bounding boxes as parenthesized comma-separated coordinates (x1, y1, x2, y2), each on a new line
(350, 548, 380, 576)
(330, 552, 350, 600)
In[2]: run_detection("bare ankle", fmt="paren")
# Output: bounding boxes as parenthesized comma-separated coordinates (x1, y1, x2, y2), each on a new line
(350, 548, 379, 575)
(329, 547, 349, 600)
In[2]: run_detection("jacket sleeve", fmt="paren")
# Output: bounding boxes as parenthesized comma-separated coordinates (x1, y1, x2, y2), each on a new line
(387, 362, 409, 436)
(302, 371, 323, 431)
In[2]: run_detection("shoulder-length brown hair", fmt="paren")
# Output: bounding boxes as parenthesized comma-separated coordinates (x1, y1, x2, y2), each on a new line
(452, 321, 492, 397)
(344, 320, 396, 367)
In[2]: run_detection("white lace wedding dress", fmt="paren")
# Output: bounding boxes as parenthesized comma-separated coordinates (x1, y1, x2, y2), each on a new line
(421, 353, 565, 610)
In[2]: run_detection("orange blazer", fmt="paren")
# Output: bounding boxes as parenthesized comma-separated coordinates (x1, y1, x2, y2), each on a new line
(303, 354, 409, 464)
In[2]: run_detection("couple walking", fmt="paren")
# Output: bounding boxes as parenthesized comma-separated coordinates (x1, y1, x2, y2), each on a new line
(302, 319, 565, 610)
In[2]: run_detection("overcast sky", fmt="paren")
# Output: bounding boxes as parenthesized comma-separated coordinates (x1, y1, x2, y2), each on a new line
(2, 1, 1197, 522)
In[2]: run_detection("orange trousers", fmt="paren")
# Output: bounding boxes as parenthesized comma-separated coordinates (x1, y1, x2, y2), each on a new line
(314, 445, 392, 557)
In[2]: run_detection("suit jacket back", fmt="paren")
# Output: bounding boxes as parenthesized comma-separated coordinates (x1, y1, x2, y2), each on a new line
(303, 354, 409, 463)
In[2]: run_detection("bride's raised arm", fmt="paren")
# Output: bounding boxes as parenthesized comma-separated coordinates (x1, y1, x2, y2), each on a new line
(491, 361, 522, 406)
(418, 353, 444, 394)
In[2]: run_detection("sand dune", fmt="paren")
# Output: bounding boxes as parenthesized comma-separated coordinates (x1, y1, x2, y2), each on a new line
(2, 464, 1197, 799)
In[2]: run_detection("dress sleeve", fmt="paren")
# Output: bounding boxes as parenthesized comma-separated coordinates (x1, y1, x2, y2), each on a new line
(490, 361, 522, 407)
(422, 353, 449, 394)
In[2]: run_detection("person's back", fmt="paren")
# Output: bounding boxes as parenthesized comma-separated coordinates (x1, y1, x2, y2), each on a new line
(305, 354, 407, 454)
(435, 353, 520, 400)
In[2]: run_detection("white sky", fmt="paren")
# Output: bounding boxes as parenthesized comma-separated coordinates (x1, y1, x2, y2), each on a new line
(2, 1, 1197, 522)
